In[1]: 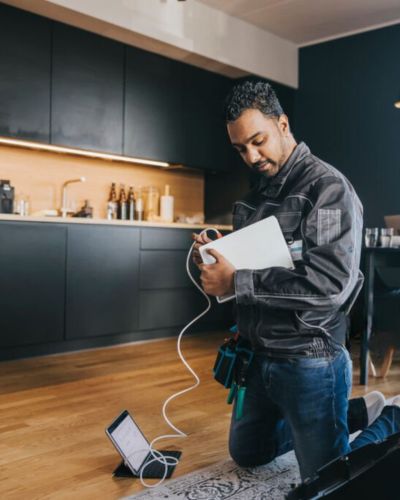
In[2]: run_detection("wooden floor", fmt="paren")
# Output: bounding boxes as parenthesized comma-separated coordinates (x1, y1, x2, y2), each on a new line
(1, 332, 400, 500)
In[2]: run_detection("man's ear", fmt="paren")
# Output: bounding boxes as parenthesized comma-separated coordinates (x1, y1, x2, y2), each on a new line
(278, 114, 290, 135)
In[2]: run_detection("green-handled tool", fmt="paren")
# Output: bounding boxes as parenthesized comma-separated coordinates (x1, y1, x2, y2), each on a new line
(235, 386, 246, 420)
(227, 382, 237, 404)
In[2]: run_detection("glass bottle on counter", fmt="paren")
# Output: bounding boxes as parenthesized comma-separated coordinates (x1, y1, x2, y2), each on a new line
(145, 185, 160, 221)
(135, 187, 144, 221)
(127, 186, 136, 221)
(107, 182, 118, 220)
(118, 184, 127, 220)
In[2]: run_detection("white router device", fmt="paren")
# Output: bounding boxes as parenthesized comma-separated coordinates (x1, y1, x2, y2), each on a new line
(199, 216, 294, 303)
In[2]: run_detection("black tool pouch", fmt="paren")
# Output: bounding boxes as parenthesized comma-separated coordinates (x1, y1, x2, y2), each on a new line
(213, 337, 254, 389)
(213, 340, 237, 388)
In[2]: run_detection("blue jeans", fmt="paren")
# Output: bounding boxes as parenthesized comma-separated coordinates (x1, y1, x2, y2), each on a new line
(229, 346, 400, 480)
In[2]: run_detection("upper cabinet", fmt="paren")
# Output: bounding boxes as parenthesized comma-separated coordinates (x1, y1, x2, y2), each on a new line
(183, 64, 233, 172)
(51, 23, 124, 154)
(0, 4, 51, 142)
(125, 47, 232, 171)
(124, 46, 185, 164)
(0, 5, 235, 170)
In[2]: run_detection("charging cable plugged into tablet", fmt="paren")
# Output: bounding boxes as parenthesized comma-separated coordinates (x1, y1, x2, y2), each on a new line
(138, 227, 221, 488)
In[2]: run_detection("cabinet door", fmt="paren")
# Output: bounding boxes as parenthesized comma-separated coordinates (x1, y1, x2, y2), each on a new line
(139, 287, 232, 330)
(0, 4, 51, 142)
(139, 289, 205, 330)
(140, 250, 193, 289)
(141, 228, 193, 250)
(139, 227, 233, 330)
(124, 46, 185, 163)
(140, 228, 197, 289)
(52, 23, 124, 153)
(66, 225, 140, 339)
(0, 223, 66, 347)
(183, 65, 233, 172)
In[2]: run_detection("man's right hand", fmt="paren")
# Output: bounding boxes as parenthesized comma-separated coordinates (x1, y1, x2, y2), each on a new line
(192, 231, 221, 268)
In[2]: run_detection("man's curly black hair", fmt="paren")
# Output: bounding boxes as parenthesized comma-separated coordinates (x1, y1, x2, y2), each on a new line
(224, 80, 284, 123)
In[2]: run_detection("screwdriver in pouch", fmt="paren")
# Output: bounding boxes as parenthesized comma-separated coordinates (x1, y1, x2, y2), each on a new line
(235, 386, 246, 420)
(227, 356, 249, 419)
(228, 384, 246, 419)
(227, 382, 237, 404)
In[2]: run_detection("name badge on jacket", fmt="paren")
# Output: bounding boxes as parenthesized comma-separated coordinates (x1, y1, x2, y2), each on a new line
(289, 240, 303, 261)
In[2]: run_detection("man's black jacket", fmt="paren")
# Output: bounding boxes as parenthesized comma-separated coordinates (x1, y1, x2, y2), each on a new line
(233, 142, 364, 357)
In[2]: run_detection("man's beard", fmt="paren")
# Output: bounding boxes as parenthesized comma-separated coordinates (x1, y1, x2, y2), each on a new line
(252, 159, 280, 178)
(253, 135, 288, 179)
(254, 137, 290, 178)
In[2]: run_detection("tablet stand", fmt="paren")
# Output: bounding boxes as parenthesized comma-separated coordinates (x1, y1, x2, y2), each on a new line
(113, 450, 182, 479)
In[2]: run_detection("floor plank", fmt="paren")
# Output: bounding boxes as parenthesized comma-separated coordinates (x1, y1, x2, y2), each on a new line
(0, 332, 399, 499)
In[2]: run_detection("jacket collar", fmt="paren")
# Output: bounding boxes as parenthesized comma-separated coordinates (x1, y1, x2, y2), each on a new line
(256, 142, 310, 199)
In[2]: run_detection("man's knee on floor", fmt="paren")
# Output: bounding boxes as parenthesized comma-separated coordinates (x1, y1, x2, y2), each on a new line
(228, 440, 277, 468)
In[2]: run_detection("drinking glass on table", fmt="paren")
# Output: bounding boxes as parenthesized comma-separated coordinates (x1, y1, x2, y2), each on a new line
(14, 193, 30, 216)
(365, 227, 379, 247)
(379, 227, 394, 248)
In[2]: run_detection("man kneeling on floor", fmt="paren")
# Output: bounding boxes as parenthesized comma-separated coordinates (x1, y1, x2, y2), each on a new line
(192, 80, 400, 481)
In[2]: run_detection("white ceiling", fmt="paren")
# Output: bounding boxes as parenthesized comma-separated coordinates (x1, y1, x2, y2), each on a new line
(198, 0, 400, 45)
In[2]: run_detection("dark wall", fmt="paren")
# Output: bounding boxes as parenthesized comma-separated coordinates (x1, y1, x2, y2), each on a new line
(295, 24, 400, 227)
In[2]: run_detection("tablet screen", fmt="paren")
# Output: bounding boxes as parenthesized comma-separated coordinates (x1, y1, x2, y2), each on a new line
(108, 411, 150, 472)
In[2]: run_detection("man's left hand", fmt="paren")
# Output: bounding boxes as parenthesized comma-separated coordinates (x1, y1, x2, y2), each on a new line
(199, 249, 235, 297)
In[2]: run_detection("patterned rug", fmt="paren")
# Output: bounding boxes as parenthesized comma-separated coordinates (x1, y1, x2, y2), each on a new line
(123, 451, 300, 500)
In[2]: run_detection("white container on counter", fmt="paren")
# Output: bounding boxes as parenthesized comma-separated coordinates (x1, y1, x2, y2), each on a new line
(160, 184, 174, 223)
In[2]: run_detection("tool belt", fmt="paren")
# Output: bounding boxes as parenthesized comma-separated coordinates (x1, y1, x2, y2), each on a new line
(213, 331, 254, 420)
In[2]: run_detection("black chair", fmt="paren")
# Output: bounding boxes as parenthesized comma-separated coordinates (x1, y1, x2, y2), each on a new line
(368, 267, 400, 377)
(358, 249, 400, 381)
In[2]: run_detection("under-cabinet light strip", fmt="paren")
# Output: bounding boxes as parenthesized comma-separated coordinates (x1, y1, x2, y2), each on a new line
(0, 136, 171, 168)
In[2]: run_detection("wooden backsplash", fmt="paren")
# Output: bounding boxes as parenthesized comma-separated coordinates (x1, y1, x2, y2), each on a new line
(0, 145, 204, 219)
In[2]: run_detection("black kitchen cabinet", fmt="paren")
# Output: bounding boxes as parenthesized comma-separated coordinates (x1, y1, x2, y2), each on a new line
(139, 289, 206, 330)
(141, 227, 193, 250)
(0, 4, 51, 142)
(52, 23, 124, 153)
(124, 47, 185, 163)
(139, 227, 232, 330)
(0, 4, 236, 170)
(140, 227, 197, 290)
(140, 250, 193, 289)
(183, 64, 234, 172)
(0, 221, 232, 360)
(65, 225, 140, 339)
(139, 287, 232, 331)
(0, 222, 66, 348)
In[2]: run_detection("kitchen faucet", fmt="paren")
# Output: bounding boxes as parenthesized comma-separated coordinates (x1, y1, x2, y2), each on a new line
(60, 177, 86, 217)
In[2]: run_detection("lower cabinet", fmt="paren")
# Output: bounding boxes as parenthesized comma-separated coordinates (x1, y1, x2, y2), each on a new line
(65, 225, 140, 339)
(140, 250, 192, 289)
(139, 289, 233, 331)
(0, 222, 66, 347)
(139, 289, 207, 330)
(139, 227, 233, 331)
(0, 222, 232, 359)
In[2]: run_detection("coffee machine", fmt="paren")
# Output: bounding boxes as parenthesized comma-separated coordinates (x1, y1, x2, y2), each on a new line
(0, 180, 14, 213)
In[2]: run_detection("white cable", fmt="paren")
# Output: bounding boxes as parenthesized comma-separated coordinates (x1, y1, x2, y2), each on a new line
(139, 228, 219, 488)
